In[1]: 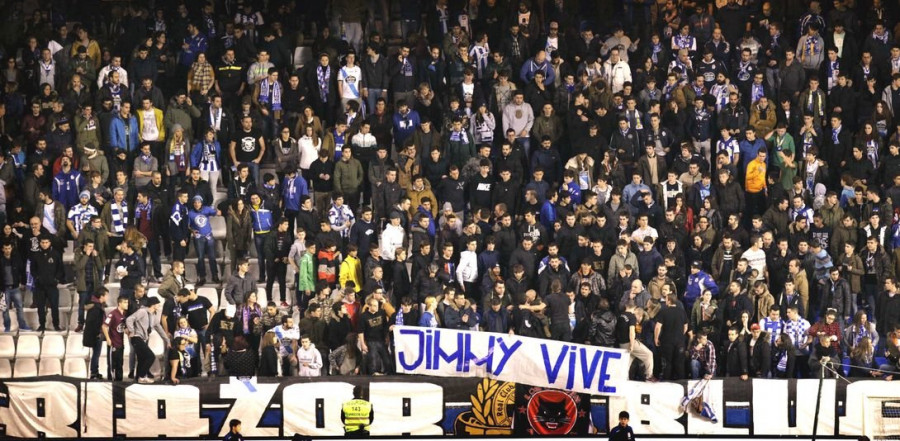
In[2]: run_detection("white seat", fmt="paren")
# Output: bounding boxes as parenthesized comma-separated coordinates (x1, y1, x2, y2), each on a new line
(256, 288, 268, 307)
(148, 332, 165, 357)
(197, 287, 219, 311)
(13, 358, 37, 377)
(65, 334, 90, 359)
(40, 334, 66, 359)
(0, 335, 15, 358)
(15, 334, 40, 359)
(0, 359, 10, 377)
(147, 288, 161, 300)
(63, 358, 87, 378)
(38, 358, 61, 375)
(210, 216, 226, 241)
(293, 46, 312, 71)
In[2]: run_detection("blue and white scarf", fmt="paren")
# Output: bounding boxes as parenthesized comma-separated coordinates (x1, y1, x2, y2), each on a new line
(317, 65, 331, 103)
(135, 200, 153, 226)
(258, 78, 282, 111)
(110, 201, 128, 234)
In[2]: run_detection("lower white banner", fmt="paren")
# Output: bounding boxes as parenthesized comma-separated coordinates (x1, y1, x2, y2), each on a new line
(392, 325, 631, 396)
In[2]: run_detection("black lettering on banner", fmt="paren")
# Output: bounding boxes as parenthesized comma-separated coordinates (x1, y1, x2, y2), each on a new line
(315, 398, 324, 428)
(0, 376, 898, 438)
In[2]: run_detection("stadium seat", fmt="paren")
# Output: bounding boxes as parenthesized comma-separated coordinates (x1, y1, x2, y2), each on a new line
(0, 359, 11, 377)
(147, 287, 161, 300)
(40, 334, 66, 359)
(65, 334, 90, 359)
(38, 358, 62, 376)
(13, 358, 37, 377)
(0, 335, 15, 358)
(197, 287, 219, 311)
(293, 46, 312, 70)
(257, 288, 268, 307)
(63, 358, 87, 378)
(148, 332, 165, 357)
(210, 216, 226, 241)
(15, 334, 40, 359)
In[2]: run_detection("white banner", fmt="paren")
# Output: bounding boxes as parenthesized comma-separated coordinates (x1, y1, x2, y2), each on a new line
(392, 326, 631, 396)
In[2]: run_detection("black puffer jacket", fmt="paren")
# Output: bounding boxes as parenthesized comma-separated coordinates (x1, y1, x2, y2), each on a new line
(586, 310, 618, 347)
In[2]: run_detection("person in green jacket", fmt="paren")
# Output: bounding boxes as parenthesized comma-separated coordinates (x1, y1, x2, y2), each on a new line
(297, 241, 317, 313)
(766, 122, 797, 190)
(333, 145, 364, 211)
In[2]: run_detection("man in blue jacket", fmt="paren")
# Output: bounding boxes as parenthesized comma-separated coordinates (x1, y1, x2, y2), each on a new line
(188, 195, 221, 286)
(685, 260, 719, 310)
(108, 101, 139, 155)
(281, 169, 308, 236)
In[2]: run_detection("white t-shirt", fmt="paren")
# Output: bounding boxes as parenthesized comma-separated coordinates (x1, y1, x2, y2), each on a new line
(140, 110, 160, 141)
(338, 65, 362, 99)
(742, 248, 767, 280)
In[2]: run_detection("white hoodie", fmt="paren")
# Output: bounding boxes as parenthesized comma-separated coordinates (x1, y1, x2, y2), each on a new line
(296, 343, 323, 377)
(380, 223, 405, 260)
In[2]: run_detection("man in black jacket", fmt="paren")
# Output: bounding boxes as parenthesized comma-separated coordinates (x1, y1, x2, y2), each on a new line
(0, 242, 28, 332)
(31, 235, 65, 331)
(723, 327, 749, 379)
(83, 287, 108, 379)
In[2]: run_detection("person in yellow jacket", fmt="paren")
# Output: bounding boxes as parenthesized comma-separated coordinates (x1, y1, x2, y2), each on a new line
(745, 148, 768, 222)
(339, 244, 363, 292)
(136, 96, 166, 164)
(342, 389, 374, 436)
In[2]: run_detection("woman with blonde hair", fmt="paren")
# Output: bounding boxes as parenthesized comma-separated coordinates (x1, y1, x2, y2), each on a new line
(419, 296, 439, 327)
(258, 331, 281, 376)
(166, 124, 190, 188)
(298, 124, 322, 178)
(849, 337, 881, 378)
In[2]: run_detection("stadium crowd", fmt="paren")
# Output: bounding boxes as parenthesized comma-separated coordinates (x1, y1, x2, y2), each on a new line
(1, 0, 900, 385)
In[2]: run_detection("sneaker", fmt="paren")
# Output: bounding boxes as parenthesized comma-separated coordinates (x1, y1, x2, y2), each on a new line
(280, 301, 289, 308)
(647, 376, 659, 383)
(137, 377, 154, 384)
(3, 327, 8, 332)
(90, 373, 103, 380)
(128, 372, 135, 379)
(74, 324, 84, 333)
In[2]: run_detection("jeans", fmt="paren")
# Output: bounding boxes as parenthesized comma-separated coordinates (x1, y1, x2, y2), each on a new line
(658, 343, 686, 380)
(400, 19, 419, 40)
(365, 340, 392, 374)
(365, 89, 386, 117)
(517, 136, 532, 160)
(109, 345, 124, 381)
(341, 21, 364, 52)
(255, 233, 269, 280)
(33, 283, 60, 329)
(621, 341, 654, 379)
(200, 170, 221, 193)
(691, 359, 711, 379)
(131, 337, 155, 379)
(267, 260, 288, 302)
(2, 287, 26, 330)
(246, 162, 261, 186)
(77, 288, 93, 326)
(89, 338, 103, 376)
(194, 235, 219, 280)
(145, 239, 162, 278)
